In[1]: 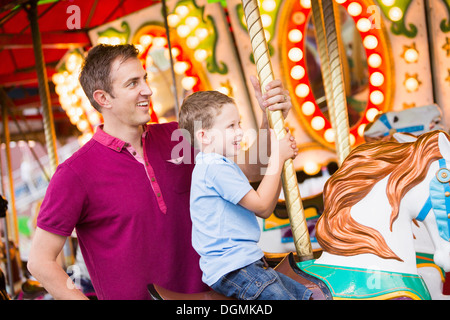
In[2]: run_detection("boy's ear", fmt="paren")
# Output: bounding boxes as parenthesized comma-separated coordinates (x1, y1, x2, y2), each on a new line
(93, 90, 111, 109)
(195, 129, 211, 145)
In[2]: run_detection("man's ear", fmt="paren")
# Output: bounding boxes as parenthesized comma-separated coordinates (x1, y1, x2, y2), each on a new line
(93, 90, 111, 109)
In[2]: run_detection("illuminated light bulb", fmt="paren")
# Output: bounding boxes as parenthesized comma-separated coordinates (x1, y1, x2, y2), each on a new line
(195, 28, 209, 40)
(370, 72, 384, 87)
(52, 73, 65, 85)
(347, 2, 363, 16)
(194, 49, 208, 62)
(356, 18, 372, 32)
(368, 53, 382, 68)
(264, 30, 271, 42)
(167, 14, 180, 27)
(404, 48, 418, 63)
(97, 36, 109, 44)
(381, 0, 395, 5)
(109, 37, 122, 45)
(175, 5, 189, 18)
(77, 119, 89, 132)
(300, 0, 311, 9)
(291, 65, 306, 80)
(88, 111, 101, 124)
(153, 37, 167, 48)
(262, 0, 276, 12)
(181, 76, 197, 90)
(71, 94, 79, 105)
(324, 128, 335, 143)
(301, 101, 315, 116)
(292, 12, 306, 25)
(261, 14, 272, 27)
(174, 61, 190, 74)
(186, 36, 200, 49)
(311, 116, 325, 131)
(295, 83, 310, 98)
(177, 24, 191, 38)
(139, 35, 152, 47)
(55, 84, 69, 96)
(288, 47, 303, 62)
(217, 86, 230, 95)
(363, 35, 378, 49)
(335, 0, 347, 3)
(369, 90, 384, 105)
(366, 107, 381, 122)
(288, 29, 303, 43)
(404, 77, 419, 92)
(388, 7, 403, 21)
(171, 47, 180, 58)
(357, 124, 366, 137)
(185, 16, 199, 28)
(304, 161, 321, 175)
(349, 133, 356, 146)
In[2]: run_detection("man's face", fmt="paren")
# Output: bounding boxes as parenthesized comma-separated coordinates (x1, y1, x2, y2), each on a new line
(107, 57, 153, 127)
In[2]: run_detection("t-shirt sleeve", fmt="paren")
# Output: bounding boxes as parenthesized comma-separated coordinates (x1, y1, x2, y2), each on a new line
(206, 161, 253, 205)
(37, 163, 86, 237)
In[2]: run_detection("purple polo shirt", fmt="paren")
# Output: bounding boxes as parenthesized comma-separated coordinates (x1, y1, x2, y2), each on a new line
(37, 122, 208, 299)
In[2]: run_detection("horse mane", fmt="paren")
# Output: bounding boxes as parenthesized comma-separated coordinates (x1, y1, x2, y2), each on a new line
(316, 130, 446, 261)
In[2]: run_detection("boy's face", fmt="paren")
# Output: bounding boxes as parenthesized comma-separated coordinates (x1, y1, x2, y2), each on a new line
(205, 103, 243, 157)
(107, 57, 153, 127)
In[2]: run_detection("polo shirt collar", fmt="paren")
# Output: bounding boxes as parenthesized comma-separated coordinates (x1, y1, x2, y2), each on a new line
(93, 124, 149, 152)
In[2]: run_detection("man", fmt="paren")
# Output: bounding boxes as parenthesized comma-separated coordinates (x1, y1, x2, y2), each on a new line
(27, 44, 294, 300)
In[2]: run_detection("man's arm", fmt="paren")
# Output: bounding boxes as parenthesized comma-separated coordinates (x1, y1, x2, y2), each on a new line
(27, 227, 88, 300)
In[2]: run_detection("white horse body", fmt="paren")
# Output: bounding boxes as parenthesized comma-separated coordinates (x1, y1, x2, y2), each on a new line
(311, 132, 450, 299)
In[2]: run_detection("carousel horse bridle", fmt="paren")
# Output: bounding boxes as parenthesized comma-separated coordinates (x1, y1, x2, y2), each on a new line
(379, 113, 425, 136)
(417, 158, 450, 241)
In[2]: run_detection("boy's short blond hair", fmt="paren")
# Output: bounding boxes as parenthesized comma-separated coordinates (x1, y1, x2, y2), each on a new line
(179, 91, 235, 147)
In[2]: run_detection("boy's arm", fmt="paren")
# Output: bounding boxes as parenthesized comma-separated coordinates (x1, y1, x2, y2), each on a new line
(238, 154, 284, 219)
(237, 77, 292, 182)
(27, 227, 88, 300)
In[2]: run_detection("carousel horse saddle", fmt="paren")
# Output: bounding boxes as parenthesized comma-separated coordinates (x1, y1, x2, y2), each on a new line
(147, 252, 332, 300)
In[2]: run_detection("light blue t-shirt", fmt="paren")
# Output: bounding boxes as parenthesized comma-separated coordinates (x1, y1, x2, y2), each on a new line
(190, 152, 264, 286)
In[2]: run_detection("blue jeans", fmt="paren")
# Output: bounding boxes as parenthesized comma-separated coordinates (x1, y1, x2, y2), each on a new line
(211, 259, 312, 300)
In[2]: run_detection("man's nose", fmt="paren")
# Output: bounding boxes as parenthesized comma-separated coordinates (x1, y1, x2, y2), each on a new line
(140, 82, 153, 96)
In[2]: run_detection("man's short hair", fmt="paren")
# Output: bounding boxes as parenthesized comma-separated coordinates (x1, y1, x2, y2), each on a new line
(79, 44, 140, 112)
(178, 91, 235, 147)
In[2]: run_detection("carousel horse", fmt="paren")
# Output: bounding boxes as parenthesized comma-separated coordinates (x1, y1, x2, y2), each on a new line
(363, 104, 443, 142)
(299, 130, 450, 300)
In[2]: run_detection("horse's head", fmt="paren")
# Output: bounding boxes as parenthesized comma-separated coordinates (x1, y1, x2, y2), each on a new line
(416, 132, 450, 271)
(364, 105, 443, 141)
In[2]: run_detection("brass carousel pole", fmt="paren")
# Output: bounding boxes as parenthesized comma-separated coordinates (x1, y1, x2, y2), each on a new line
(241, 0, 313, 261)
(25, 0, 59, 175)
(311, 0, 351, 164)
(0, 97, 19, 246)
(24, 0, 75, 267)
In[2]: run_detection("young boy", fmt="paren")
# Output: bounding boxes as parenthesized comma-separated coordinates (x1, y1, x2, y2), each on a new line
(179, 91, 312, 300)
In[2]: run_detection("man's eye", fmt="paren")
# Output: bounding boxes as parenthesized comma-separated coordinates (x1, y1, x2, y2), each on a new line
(128, 81, 137, 87)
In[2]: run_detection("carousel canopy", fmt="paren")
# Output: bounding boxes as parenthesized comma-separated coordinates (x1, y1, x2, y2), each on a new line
(0, 0, 160, 143)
